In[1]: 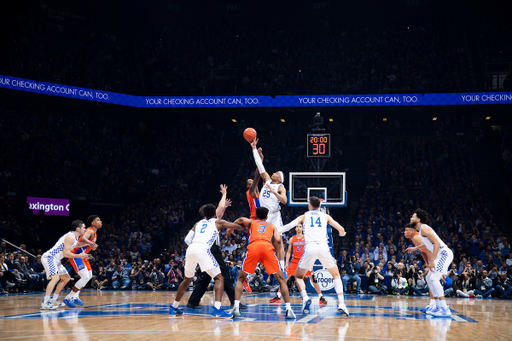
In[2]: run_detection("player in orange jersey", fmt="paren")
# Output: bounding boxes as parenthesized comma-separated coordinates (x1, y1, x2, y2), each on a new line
(231, 207, 296, 319)
(64, 215, 101, 308)
(285, 223, 327, 305)
(245, 147, 264, 220)
(404, 223, 435, 313)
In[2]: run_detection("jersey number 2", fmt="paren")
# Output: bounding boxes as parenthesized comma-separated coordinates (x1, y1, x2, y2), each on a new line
(200, 223, 208, 233)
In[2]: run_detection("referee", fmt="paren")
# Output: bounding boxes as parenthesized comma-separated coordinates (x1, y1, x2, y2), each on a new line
(186, 187, 247, 310)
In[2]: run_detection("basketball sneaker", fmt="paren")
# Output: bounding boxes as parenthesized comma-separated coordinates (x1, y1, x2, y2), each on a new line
(63, 298, 77, 308)
(319, 296, 328, 305)
(169, 305, 184, 316)
(338, 303, 350, 316)
(232, 307, 241, 317)
(50, 299, 66, 308)
(270, 295, 281, 303)
(302, 299, 312, 314)
(243, 278, 252, 293)
(431, 307, 452, 318)
(212, 307, 233, 318)
(285, 309, 296, 319)
(40, 301, 58, 310)
(425, 305, 436, 315)
(74, 298, 84, 306)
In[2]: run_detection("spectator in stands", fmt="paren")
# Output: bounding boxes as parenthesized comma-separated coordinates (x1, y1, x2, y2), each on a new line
(473, 270, 496, 298)
(495, 271, 512, 299)
(93, 267, 109, 290)
(441, 275, 454, 297)
(409, 269, 429, 296)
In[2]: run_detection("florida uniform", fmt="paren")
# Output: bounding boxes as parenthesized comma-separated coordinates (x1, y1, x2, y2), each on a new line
(286, 235, 312, 277)
(69, 227, 97, 273)
(246, 190, 260, 220)
(242, 219, 281, 275)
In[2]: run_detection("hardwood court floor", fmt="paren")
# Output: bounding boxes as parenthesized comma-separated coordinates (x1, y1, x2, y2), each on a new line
(0, 290, 511, 340)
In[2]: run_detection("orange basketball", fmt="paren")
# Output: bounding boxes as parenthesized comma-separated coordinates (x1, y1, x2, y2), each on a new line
(243, 128, 257, 142)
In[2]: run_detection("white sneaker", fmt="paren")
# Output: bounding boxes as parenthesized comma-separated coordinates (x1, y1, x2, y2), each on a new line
(285, 309, 296, 319)
(425, 305, 436, 315)
(40, 301, 58, 310)
(232, 307, 241, 317)
(51, 299, 66, 308)
(338, 303, 350, 316)
(431, 307, 452, 317)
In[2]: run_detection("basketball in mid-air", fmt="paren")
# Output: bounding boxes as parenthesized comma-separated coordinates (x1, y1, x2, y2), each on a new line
(243, 128, 257, 142)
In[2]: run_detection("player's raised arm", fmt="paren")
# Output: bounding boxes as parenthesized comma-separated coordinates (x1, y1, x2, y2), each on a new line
(76, 229, 97, 250)
(326, 215, 346, 237)
(250, 139, 270, 182)
(63, 235, 91, 259)
(279, 215, 305, 234)
(216, 184, 230, 219)
(249, 148, 264, 198)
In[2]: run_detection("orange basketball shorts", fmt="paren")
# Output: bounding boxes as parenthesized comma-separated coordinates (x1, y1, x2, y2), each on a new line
(242, 241, 281, 275)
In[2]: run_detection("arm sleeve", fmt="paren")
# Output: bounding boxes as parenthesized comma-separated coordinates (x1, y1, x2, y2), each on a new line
(252, 149, 266, 175)
(184, 230, 195, 245)
(278, 218, 300, 234)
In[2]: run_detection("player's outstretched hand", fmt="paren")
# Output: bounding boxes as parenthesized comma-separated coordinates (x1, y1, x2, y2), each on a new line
(220, 184, 228, 195)
(339, 231, 346, 237)
(84, 253, 93, 259)
(226, 228, 235, 237)
(265, 183, 277, 193)
(224, 199, 232, 209)
(91, 243, 98, 250)
(250, 138, 259, 149)
(406, 247, 415, 254)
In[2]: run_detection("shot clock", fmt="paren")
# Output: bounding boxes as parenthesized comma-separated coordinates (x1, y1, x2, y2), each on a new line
(307, 133, 331, 157)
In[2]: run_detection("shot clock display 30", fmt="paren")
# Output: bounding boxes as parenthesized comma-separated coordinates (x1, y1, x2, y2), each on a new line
(307, 133, 331, 157)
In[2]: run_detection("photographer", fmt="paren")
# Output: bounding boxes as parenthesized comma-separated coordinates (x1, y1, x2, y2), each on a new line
(391, 271, 409, 296)
(148, 266, 165, 291)
(495, 271, 512, 299)
(342, 256, 362, 294)
(455, 267, 477, 297)
(441, 274, 454, 297)
(473, 270, 495, 298)
(409, 269, 429, 296)
(367, 263, 387, 295)
(165, 263, 183, 290)
(249, 268, 266, 292)
(94, 267, 109, 290)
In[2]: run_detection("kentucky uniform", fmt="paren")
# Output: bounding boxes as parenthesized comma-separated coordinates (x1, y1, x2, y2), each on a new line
(287, 235, 312, 277)
(298, 210, 336, 271)
(184, 218, 220, 278)
(419, 224, 453, 275)
(42, 232, 77, 279)
(69, 227, 96, 273)
(259, 180, 284, 229)
(242, 219, 281, 275)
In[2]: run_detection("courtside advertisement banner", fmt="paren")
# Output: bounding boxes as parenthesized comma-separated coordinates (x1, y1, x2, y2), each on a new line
(1, 74, 512, 108)
(27, 197, 70, 216)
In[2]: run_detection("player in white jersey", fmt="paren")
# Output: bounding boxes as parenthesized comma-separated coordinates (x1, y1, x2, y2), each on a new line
(410, 209, 454, 317)
(40, 220, 92, 310)
(280, 196, 349, 316)
(169, 204, 246, 318)
(248, 138, 288, 283)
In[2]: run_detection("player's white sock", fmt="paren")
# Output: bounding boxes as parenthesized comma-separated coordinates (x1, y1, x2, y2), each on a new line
(439, 300, 447, 308)
(172, 301, 179, 308)
(234, 300, 240, 309)
(277, 292, 282, 299)
(430, 299, 436, 307)
(435, 299, 440, 307)
(300, 290, 309, 302)
(52, 293, 59, 301)
(44, 296, 51, 303)
(214, 301, 221, 309)
(279, 260, 285, 270)
(285, 303, 291, 310)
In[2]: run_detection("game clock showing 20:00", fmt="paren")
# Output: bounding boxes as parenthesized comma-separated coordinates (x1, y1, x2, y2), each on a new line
(307, 134, 331, 157)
